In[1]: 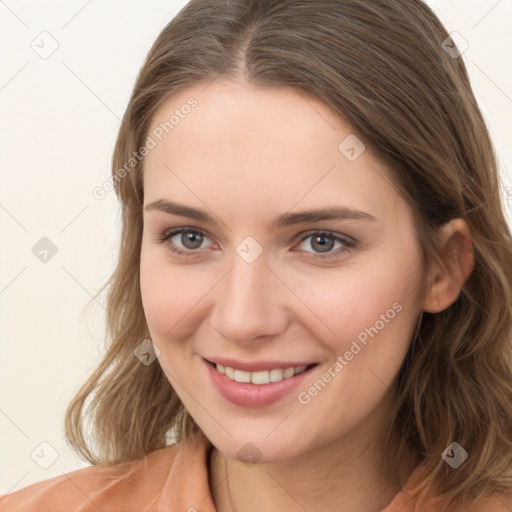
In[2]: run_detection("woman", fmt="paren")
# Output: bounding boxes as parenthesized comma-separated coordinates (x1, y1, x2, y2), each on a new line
(1, 0, 511, 511)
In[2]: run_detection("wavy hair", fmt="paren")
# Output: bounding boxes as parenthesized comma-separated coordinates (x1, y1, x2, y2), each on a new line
(64, 1, 512, 510)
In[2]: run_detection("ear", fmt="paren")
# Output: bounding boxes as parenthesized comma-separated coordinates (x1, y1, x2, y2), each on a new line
(422, 219, 475, 314)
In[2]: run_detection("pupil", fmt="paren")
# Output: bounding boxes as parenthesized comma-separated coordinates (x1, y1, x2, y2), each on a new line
(184, 231, 202, 249)
(313, 235, 333, 253)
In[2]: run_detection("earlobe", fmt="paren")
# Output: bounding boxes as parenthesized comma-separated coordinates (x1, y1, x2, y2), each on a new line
(422, 219, 475, 314)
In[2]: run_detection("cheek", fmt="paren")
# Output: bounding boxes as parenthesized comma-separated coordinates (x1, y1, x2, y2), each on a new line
(292, 256, 422, 434)
(139, 243, 215, 343)
(140, 243, 182, 339)
(287, 246, 424, 358)
(139, 256, 202, 382)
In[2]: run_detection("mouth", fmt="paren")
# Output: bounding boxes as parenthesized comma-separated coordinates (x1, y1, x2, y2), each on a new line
(204, 357, 320, 408)
(206, 360, 318, 385)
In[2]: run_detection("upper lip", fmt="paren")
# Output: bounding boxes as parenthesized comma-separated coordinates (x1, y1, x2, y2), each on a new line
(204, 357, 318, 372)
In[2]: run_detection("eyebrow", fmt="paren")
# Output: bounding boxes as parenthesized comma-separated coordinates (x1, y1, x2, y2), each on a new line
(144, 199, 377, 229)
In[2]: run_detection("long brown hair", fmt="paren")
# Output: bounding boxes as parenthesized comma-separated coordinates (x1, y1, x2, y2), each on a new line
(65, 1, 512, 509)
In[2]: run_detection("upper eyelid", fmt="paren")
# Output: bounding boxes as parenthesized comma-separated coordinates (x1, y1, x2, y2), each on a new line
(162, 227, 216, 245)
(159, 226, 356, 247)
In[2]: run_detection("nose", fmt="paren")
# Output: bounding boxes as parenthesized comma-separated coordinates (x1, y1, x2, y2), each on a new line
(210, 250, 288, 345)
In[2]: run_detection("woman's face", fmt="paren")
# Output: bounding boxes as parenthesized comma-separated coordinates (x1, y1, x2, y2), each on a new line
(140, 80, 426, 463)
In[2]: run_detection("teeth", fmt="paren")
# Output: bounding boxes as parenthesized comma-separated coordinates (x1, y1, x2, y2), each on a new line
(252, 370, 270, 385)
(234, 369, 251, 383)
(269, 369, 283, 383)
(283, 367, 295, 379)
(215, 364, 308, 384)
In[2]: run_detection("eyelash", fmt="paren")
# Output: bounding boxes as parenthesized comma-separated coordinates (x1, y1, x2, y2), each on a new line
(156, 227, 357, 260)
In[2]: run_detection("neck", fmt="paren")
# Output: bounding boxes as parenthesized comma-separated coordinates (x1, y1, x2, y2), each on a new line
(209, 428, 418, 512)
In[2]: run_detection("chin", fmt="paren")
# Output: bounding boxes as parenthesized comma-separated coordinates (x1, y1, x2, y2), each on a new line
(201, 422, 315, 465)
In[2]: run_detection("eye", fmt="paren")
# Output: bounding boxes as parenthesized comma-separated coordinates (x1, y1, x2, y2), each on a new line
(156, 227, 214, 257)
(294, 231, 356, 259)
(156, 227, 356, 260)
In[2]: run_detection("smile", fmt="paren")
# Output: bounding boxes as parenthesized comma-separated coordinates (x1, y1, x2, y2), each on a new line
(204, 358, 320, 408)
(214, 363, 311, 384)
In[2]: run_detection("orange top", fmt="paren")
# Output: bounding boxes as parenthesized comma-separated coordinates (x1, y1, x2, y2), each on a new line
(1, 431, 511, 512)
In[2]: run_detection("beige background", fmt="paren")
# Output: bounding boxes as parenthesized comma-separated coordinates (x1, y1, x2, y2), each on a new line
(1, 0, 511, 493)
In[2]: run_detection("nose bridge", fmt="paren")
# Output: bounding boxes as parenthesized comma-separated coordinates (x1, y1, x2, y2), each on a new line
(211, 245, 285, 343)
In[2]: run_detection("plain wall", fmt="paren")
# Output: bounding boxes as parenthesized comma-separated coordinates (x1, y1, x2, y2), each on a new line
(1, 0, 511, 493)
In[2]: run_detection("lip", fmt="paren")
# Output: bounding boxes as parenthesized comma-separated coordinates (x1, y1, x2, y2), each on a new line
(204, 358, 319, 409)
(203, 356, 317, 372)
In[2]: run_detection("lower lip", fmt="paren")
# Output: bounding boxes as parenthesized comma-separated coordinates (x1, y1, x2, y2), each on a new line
(205, 359, 318, 409)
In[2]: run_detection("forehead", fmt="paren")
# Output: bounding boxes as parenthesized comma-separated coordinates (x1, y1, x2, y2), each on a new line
(142, 80, 403, 224)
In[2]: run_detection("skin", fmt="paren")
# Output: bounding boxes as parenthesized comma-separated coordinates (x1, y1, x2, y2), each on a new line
(139, 80, 474, 512)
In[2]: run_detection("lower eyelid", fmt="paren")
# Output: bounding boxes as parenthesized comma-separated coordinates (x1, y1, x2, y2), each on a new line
(158, 228, 355, 257)
(298, 232, 355, 247)
(159, 228, 213, 249)
(294, 235, 354, 258)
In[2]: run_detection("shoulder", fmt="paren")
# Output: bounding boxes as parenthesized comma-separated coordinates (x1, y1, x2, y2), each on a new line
(472, 492, 512, 512)
(0, 443, 182, 512)
(384, 463, 512, 512)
